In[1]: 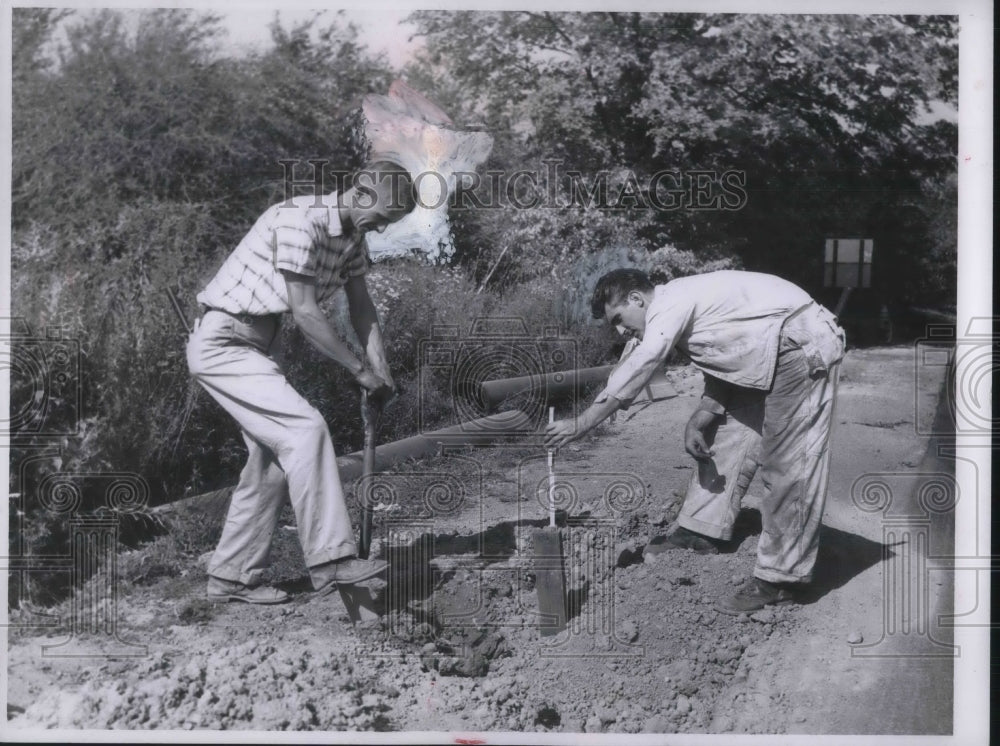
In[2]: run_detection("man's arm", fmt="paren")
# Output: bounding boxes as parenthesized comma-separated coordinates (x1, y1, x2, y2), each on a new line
(282, 271, 385, 391)
(596, 294, 695, 406)
(547, 292, 696, 449)
(684, 374, 729, 460)
(344, 275, 394, 392)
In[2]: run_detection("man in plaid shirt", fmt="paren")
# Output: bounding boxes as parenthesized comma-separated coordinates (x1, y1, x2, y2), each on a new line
(187, 160, 416, 603)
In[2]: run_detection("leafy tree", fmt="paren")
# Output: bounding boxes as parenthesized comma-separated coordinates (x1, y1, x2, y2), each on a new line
(407, 12, 957, 299)
(9, 8, 398, 511)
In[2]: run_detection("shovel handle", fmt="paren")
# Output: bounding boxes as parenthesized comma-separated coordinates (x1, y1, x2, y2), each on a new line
(359, 388, 378, 559)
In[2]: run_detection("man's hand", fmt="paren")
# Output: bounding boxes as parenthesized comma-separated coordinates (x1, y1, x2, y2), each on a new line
(370, 364, 396, 399)
(354, 366, 389, 395)
(544, 418, 580, 450)
(344, 275, 396, 401)
(543, 396, 622, 451)
(685, 427, 715, 461)
(684, 408, 719, 461)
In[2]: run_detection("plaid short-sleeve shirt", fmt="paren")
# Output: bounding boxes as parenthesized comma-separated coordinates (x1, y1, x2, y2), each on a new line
(197, 193, 369, 315)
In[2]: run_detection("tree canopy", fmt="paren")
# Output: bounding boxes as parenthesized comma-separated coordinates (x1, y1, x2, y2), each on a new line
(406, 11, 957, 295)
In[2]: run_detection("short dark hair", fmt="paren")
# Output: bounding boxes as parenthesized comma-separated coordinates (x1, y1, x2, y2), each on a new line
(354, 159, 418, 214)
(590, 268, 654, 320)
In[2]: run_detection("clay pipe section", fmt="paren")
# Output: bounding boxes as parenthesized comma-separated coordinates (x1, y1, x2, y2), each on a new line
(153, 411, 535, 520)
(480, 365, 615, 410)
(335, 410, 534, 483)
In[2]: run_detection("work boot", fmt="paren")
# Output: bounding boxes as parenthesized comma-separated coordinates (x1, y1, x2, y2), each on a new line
(663, 526, 721, 555)
(207, 576, 290, 605)
(714, 578, 799, 615)
(311, 556, 388, 595)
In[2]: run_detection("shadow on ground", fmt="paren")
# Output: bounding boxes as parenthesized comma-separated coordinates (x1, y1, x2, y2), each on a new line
(721, 507, 893, 604)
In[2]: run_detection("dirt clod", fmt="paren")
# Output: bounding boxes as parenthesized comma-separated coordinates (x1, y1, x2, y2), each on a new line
(643, 714, 670, 732)
(621, 620, 639, 642)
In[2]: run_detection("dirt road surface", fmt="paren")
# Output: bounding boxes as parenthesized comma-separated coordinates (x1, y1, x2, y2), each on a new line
(6, 345, 958, 737)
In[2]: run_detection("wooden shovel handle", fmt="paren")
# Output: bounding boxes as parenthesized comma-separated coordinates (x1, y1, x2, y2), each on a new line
(359, 389, 379, 559)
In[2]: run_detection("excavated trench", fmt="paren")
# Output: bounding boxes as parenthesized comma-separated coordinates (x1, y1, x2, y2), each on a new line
(320, 505, 815, 733)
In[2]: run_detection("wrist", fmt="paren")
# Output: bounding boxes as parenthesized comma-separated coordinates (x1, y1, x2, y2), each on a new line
(690, 408, 719, 425)
(696, 398, 726, 417)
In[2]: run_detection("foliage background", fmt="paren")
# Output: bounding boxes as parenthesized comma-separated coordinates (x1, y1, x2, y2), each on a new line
(8, 10, 956, 596)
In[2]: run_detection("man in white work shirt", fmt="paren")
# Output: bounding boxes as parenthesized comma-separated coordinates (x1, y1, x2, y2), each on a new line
(187, 160, 416, 604)
(545, 268, 846, 614)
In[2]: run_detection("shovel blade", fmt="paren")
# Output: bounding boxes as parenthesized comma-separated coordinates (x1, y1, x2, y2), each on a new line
(532, 527, 567, 637)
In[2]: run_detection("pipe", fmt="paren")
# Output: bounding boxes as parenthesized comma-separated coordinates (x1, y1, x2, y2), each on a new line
(480, 365, 615, 409)
(336, 409, 533, 482)
(156, 410, 534, 517)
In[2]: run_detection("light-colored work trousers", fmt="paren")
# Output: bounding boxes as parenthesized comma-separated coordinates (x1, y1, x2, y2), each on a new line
(186, 310, 357, 585)
(678, 305, 845, 583)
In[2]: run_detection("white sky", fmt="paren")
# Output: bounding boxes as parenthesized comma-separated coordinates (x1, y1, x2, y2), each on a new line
(214, 5, 422, 68)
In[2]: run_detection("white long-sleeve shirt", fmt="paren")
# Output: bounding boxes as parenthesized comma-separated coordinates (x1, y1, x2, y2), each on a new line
(595, 271, 815, 406)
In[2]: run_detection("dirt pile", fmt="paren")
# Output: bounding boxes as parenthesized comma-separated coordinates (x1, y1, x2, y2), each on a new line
(17, 639, 398, 731)
(10, 505, 792, 733)
(331, 516, 793, 733)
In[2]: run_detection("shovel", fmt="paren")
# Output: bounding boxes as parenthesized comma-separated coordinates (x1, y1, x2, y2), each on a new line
(337, 386, 384, 624)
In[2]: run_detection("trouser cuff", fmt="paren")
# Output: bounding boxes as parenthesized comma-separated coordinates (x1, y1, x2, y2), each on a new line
(753, 566, 812, 584)
(677, 514, 734, 541)
(305, 543, 358, 569)
(206, 564, 266, 587)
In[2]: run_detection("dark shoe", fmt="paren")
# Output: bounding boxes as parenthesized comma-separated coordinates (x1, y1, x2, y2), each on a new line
(663, 526, 721, 555)
(714, 578, 798, 615)
(311, 557, 388, 594)
(207, 577, 290, 605)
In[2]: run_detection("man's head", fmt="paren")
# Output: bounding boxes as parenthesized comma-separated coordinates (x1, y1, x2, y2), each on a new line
(590, 268, 655, 340)
(347, 160, 417, 234)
